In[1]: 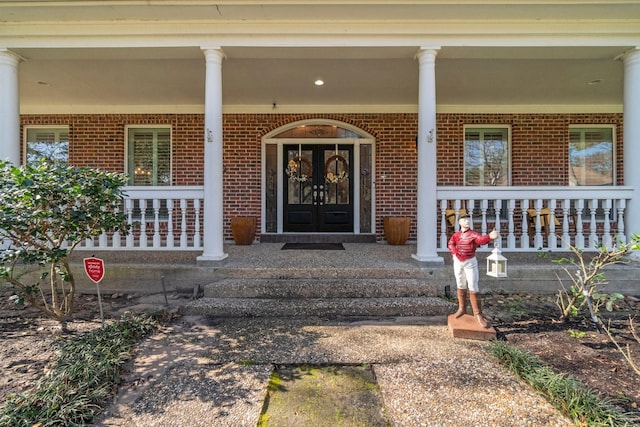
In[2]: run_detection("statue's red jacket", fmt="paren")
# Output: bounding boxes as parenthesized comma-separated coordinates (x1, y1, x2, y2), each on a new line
(448, 229, 493, 261)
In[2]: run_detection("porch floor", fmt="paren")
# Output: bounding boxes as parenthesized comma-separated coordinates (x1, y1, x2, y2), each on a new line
(73, 242, 558, 270)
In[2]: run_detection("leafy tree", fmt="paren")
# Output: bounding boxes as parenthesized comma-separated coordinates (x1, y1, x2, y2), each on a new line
(0, 160, 128, 326)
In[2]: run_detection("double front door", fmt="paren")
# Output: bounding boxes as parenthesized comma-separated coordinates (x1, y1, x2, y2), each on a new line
(284, 144, 353, 232)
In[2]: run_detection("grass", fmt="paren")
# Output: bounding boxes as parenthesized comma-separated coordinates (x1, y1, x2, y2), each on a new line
(0, 313, 159, 427)
(488, 341, 639, 427)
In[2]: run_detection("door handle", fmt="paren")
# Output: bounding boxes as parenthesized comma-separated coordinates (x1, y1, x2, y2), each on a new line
(319, 184, 324, 205)
(313, 185, 318, 205)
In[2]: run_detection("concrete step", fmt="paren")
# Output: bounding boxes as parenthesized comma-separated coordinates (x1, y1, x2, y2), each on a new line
(214, 266, 437, 280)
(203, 278, 438, 299)
(186, 277, 450, 318)
(182, 296, 455, 318)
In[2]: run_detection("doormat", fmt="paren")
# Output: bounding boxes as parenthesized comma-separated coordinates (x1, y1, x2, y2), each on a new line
(281, 243, 345, 250)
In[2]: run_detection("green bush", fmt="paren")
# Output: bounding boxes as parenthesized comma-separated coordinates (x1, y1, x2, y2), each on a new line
(0, 160, 128, 324)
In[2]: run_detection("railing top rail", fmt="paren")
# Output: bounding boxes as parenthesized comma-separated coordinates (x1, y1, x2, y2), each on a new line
(437, 186, 634, 200)
(123, 186, 204, 199)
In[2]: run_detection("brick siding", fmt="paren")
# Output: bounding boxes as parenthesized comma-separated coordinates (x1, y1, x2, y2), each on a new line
(20, 112, 624, 240)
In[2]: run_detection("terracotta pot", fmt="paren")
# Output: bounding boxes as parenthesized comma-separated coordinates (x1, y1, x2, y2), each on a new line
(231, 217, 256, 245)
(383, 216, 410, 245)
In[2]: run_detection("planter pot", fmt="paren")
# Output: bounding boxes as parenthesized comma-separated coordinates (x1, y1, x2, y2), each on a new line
(231, 217, 256, 245)
(383, 216, 410, 245)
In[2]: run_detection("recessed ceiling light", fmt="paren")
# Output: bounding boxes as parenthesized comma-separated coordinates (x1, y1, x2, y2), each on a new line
(314, 79, 324, 86)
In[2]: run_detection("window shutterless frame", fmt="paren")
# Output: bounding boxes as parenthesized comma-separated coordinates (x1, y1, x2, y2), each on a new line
(23, 125, 70, 165)
(125, 125, 173, 186)
(568, 125, 616, 186)
(463, 125, 511, 187)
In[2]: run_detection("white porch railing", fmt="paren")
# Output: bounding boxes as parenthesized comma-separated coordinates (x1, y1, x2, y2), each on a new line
(437, 186, 634, 252)
(77, 186, 205, 251)
(73, 185, 633, 252)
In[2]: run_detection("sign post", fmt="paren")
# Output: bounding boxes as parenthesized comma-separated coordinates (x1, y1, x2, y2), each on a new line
(84, 257, 105, 326)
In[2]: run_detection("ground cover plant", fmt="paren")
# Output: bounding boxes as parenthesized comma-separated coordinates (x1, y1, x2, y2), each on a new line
(489, 341, 638, 426)
(0, 313, 158, 427)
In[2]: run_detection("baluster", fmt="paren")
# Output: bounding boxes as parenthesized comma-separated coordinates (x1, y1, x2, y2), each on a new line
(153, 198, 161, 248)
(603, 199, 612, 249)
(166, 199, 174, 248)
(453, 199, 462, 232)
(561, 199, 571, 249)
(439, 199, 448, 249)
(548, 199, 557, 249)
(139, 199, 147, 248)
(616, 199, 626, 245)
(589, 199, 598, 249)
(507, 199, 516, 249)
(481, 199, 488, 234)
(98, 229, 108, 248)
(521, 199, 530, 249)
(180, 199, 188, 248)
(534, 199, 544, 249)
(575, 199, 585, 249)
(126, 198, 134, 248)
(111, 204, 121, 248)
(193, 198, 201, 248)
(84, 230, 94, 248)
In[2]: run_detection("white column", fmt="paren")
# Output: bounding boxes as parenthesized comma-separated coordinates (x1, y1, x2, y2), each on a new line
(0, 49, 21, 164)
(197, 48, 228, 262)
(412, 48, 444, 264)
(623, 48, 640, 244)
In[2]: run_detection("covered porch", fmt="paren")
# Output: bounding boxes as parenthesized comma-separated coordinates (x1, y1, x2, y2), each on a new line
(1, 1, 639, 265)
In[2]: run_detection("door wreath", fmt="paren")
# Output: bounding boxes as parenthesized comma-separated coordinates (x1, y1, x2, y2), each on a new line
(324, 154, 349, 183)
(285, 156, 313, 182)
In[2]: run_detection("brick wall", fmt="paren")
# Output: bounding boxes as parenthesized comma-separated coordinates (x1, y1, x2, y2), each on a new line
(21, 114, 204, 183)
(21, 112, 624, 240)
(436, 113, 623, 186)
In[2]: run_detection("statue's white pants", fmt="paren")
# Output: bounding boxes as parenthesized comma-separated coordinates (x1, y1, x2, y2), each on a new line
(453, 256, 479, 292)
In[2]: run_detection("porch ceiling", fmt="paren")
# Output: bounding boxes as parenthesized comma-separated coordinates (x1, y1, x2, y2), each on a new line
(13, 45, 629, 112)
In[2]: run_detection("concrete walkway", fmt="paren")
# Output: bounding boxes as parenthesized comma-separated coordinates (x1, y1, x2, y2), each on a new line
(96, 305, 572, 427)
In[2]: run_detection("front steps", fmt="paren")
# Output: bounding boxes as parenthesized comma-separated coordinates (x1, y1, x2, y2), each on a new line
(182, 277, 456, 318)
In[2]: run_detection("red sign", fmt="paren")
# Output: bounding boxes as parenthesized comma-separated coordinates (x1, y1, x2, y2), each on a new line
(84, 257, 105, 284)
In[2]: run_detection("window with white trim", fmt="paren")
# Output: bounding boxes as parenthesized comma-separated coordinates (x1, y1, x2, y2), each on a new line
(464, 126, 510, 186)
(569, 126, 614, 186)
(25, 127, 69, 165)
(126, 127, 171, 186)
